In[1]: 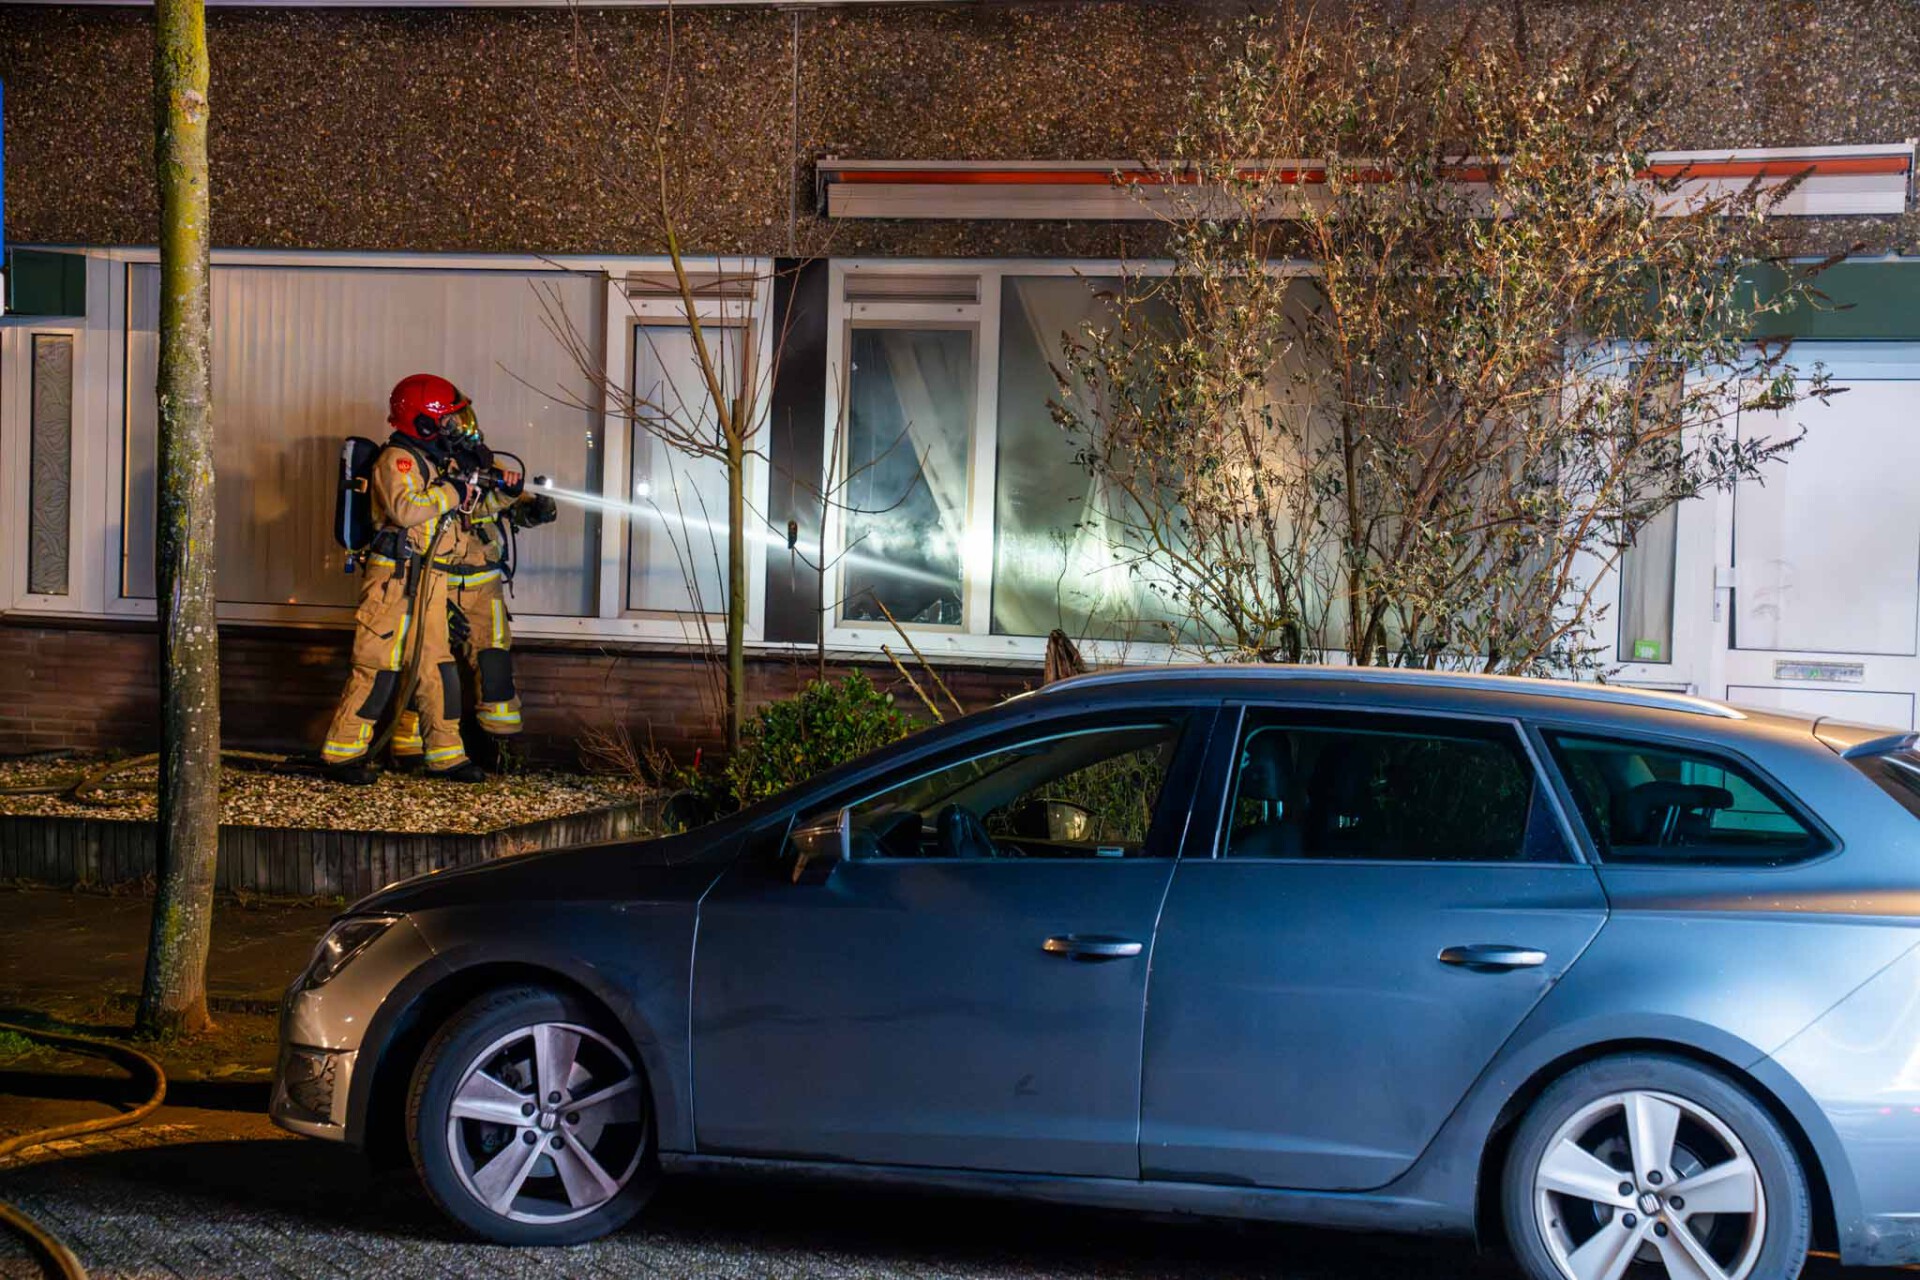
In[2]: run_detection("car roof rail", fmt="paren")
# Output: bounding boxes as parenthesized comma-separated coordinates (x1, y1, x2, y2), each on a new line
(1031, 664, 1745, 720)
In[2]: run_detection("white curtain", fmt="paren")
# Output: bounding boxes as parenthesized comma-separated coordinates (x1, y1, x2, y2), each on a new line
(871, 329, 971, 538)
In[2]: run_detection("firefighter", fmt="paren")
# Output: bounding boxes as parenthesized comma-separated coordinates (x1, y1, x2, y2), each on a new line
(320, 374, 487, 785)
(436, 414, 558, 747)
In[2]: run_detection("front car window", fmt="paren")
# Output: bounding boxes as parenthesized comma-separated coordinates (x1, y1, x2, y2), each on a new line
(1220, 711, 1564, 863)
(1543, 732, 1828, 866)
(832, 719, 1188, 861)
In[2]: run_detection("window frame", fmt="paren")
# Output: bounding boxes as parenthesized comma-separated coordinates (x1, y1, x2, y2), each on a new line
(820, 257, 1327, 665)
(0, 297, 107, 620)
(1610, 360, 1687, 668)
(791, 703, 1221, 866)
(1201, 701, 1587, 867)
(1529, 721, 1840, 870)
(612, 300, 769, 639)
(831, 316, 981, 634)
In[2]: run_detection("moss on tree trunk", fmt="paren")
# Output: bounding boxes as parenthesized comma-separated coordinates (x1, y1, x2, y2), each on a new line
(137, 0, 219, 1039)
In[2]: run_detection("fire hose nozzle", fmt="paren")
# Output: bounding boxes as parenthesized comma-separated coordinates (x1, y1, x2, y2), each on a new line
(533, 475, 552, 488)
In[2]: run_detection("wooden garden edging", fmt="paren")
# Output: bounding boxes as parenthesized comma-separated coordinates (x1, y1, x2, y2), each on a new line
(0, 799, 661, 900)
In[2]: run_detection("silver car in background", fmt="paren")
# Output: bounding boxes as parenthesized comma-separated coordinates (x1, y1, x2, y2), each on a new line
(273, 668, 1920, 1279)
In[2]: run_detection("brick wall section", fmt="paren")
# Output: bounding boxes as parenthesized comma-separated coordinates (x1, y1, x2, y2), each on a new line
(0, 619, 1036, 767)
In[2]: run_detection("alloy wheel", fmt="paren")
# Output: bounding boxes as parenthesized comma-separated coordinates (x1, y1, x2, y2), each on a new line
(1532, 1089, 1766, 1280)
(444, 1020, 648, 1225)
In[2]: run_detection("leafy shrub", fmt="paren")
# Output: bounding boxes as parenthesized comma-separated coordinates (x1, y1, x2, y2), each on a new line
(727, 671, 910, 808)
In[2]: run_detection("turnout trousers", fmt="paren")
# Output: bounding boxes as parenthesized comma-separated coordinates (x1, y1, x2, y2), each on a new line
(321, 559, 470, 771)
(446, 567, 522, 736)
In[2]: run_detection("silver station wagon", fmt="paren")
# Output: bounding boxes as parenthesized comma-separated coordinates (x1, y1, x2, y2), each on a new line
(273, 667, 1920, 1280)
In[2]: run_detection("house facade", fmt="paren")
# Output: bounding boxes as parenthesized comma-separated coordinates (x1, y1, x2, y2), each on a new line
(4, 0, 1920, 763)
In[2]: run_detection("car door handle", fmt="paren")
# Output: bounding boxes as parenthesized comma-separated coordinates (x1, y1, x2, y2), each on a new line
(1438, 944, 1548, 971)
(1042, 934, 1144, 962)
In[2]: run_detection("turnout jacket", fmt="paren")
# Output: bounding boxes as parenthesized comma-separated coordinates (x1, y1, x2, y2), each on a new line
(368, 441, 465, 558)
(446, 490, 518, 572)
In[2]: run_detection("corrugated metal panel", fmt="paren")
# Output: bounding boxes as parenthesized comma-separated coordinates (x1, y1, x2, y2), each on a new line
(124, 263, 603, 616)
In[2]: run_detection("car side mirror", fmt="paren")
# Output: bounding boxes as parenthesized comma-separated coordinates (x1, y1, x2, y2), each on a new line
(1008, 797, 1096, 843)
(788, 808, 851, 885)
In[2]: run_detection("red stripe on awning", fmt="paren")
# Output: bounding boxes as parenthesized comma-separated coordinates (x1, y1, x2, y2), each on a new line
(824, 155, 1910, 187)
(1641, 155, 1910, 179)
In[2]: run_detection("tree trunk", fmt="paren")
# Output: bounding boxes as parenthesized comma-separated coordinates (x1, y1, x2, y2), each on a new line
(725, 418, 747, 754)
(137, 0, 219, 1039)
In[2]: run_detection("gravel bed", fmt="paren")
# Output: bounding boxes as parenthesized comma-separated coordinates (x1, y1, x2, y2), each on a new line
(0, 756, 652, 835)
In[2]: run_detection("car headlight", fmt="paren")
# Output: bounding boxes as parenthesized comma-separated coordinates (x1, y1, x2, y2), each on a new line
(301, 915, 399, 990)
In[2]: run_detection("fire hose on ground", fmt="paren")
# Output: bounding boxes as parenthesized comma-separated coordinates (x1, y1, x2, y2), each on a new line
(0, 1021, 169, 1280)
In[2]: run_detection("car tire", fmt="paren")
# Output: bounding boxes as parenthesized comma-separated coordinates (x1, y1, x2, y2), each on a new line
(407, 985, 658, 1245)
(1502, 1054, 1810, 1280)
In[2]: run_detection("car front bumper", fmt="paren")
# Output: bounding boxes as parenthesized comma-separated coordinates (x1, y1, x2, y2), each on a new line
(270, 1044, 359, 1139)
(268, 913, 435, 1144)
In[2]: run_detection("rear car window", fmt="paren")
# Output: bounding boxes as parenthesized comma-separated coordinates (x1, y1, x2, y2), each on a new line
(1222, 711, 1569, 863)
(1543, 732, 1828, 866)
(1849, 749, 1920, 819)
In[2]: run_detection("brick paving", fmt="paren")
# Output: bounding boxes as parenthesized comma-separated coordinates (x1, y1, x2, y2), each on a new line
(1, 1103, 1905, 1280)
(2, 1101, 1506, 1280)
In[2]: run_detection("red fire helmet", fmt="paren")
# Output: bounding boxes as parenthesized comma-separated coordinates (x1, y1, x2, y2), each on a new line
(387, 373, 471, 440)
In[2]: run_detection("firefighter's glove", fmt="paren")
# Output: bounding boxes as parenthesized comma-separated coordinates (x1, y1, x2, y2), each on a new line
(495, 467, 527, 500)
(437, 476, 478, 511)
(448, 598, 472, 648)
(509, 494, 560, 529)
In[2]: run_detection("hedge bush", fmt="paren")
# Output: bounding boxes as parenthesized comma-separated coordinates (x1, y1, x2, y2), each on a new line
(727, 671, 910, 807)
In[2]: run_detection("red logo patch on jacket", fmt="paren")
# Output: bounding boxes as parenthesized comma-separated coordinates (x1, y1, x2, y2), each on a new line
(395, 456, 413, 473)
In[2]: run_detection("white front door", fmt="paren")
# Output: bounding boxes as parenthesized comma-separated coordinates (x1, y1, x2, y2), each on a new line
(1708, 345, 1920, 729)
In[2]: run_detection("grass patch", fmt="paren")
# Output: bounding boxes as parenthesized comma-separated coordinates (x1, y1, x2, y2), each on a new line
(0, 1028, 55, 1064)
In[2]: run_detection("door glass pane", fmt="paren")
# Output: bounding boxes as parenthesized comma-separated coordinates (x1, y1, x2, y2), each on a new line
(1618, 500, 1677, 662)
(1545, 732, 1827, 866)
(28, 334, 75, 596)
(841, 327, 972, 627)
(828, 720, 1185, 860)
(124, 264, 603, 614)
(1733, 380, 1920, 654)
(1616, 366, 1682, 663)
(1222, 713, 1553, 862)
(627, 324, 743, 615)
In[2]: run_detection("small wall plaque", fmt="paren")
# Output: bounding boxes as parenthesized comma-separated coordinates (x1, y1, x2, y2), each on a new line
(1774, 659, 1867, 683)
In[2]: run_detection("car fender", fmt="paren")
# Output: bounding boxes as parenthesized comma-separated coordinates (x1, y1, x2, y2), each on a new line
(348, 899, 699, 1154)
(1390, 996, 1862, 1254)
